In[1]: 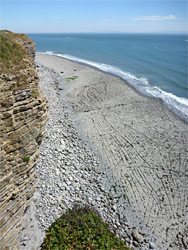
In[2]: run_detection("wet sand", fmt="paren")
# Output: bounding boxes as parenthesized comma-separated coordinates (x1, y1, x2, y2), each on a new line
(36, 54, 188, 249)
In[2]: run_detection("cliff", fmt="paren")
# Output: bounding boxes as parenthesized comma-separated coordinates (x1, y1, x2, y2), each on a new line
(0, 30, 48, 250)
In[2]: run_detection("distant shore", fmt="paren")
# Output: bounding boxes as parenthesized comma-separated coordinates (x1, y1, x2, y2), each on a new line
(36, 53, 188, 249)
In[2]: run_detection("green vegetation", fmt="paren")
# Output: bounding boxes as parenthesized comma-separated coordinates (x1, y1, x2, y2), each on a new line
(8, 84, 16, 91)
(0, 30, 29, 74)
(41, 205, 130, 250)
(23, 156, 30, 163)
(0, 30, 36, 93)
(65, 76, 79, 82)
(31, 89, 38, 97)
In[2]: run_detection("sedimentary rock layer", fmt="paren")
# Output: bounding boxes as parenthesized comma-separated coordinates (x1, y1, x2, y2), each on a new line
(0, 31, 48, 250)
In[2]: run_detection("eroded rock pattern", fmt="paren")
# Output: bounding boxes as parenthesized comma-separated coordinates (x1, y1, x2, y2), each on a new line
(59, 62, 188, 249)
(0, 31, 48, 250)
(34, 54, 188, 249)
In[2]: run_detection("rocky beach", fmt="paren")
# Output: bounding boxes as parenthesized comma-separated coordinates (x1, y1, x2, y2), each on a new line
(20, 54, 188, 250)
(20, 64, 143, 250)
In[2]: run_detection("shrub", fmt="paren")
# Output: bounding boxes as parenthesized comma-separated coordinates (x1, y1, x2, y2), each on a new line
(40, 205, 130, 250)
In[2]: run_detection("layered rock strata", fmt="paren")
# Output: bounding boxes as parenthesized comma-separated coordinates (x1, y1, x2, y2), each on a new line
(0, 31, 48, 250)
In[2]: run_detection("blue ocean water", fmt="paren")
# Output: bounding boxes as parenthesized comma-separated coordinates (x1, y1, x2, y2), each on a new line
(28, 33, 188, 121)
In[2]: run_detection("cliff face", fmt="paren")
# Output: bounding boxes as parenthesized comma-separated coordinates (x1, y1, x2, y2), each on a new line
(0, 30, 48, 250)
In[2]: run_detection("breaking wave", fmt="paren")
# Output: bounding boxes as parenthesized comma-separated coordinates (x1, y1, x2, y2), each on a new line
(38, 51, 188, 123)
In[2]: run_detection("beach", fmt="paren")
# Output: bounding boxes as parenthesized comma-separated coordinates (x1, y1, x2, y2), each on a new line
(25, 53, 188, 249)
(20, 63, 140, 250)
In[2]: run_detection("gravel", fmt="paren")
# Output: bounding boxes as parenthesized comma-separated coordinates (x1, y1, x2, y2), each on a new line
(20, 64, 187, 250)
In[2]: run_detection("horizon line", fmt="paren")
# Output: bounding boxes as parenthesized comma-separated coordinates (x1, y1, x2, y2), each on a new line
(25, 31, 187, 35)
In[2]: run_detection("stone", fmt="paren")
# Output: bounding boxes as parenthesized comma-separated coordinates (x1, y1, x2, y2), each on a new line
(177, 233, 183, 239)
(108, 192, 114, 199)
(132, 230, 144, 243)
(112, 205, 117, 211)
(95, 167, 102, 174)
(183, 237, 188, 249)
(149, 242, 155, 249)
(122, 232, 129, 239)
(133, 240, 139, 247)
(58, 87, 64, 90)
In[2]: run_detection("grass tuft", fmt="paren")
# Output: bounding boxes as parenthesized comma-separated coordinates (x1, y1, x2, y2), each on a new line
(23, 156, 30, 163)
(0, 30, 30, 74)
(65, 76, 79, 82)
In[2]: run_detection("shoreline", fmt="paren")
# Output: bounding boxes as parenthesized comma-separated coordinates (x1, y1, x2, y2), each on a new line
(20, 54, 188, 250)
(36, 54, 188, 249)
(37, 52, 188, 124)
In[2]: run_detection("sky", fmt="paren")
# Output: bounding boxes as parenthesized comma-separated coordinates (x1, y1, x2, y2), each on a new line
(0, 0, 187, 33)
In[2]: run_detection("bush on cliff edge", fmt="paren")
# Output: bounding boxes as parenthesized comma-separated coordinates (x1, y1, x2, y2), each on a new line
(40, 204, 130, 250)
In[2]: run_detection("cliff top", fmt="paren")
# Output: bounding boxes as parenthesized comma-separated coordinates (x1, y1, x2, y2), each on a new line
(0, 30, 34, 75)
(0, 30, 37, 93)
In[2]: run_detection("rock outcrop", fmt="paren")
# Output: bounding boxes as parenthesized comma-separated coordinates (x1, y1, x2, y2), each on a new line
(0, 30, 48, 250)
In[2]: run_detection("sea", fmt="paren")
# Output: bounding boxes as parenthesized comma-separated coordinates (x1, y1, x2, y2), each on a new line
(28, 33, 188, 122)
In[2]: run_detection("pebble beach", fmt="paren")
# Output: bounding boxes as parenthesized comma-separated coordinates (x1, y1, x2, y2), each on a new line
(20, 54, 188, 250)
